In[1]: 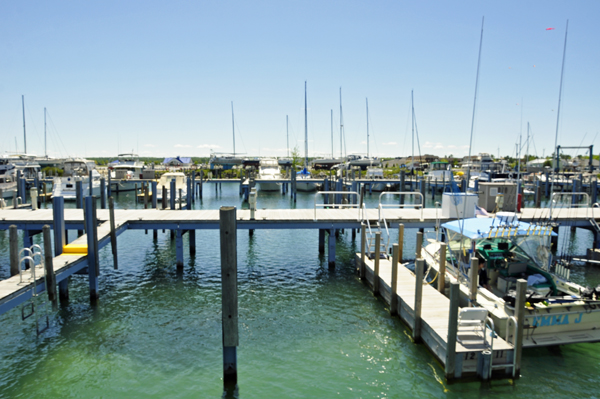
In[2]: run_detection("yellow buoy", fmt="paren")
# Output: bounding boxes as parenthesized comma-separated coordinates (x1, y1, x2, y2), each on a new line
(62, 243, 88, 255)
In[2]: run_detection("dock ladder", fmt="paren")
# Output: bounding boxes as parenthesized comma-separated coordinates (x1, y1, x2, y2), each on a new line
(18, 245, 51, 335)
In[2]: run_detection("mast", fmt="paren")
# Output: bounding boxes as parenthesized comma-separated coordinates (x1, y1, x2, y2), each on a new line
(411, 90, 414, 169)
(286, 115, 289, 158)
(331, 109, 334, 158)
(366, 98, 369, 159)
(304, 81, 308, 170)
(231, 101, 236, 157)
(44, 107, 47, 157)
(339, 87, 344, 159)
(22, 95, 26, 154)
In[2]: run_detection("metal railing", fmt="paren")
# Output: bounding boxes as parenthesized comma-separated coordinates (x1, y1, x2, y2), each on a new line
(378, 192, 424, 222)
(313, 191, 360, 221)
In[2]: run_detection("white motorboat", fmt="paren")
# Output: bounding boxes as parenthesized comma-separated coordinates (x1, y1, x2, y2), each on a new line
(365, 167, 387, 192)
(421, 214, 600, 347)
(52, 158, 103, 200)
(110, 153, 146, 192)
(156, 172, 187, 203)
(0, 158, 17, 198)
(257, 158, 282, 192)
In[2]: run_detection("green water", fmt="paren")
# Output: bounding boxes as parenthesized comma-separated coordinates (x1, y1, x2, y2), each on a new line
(1, 185, 600, 398)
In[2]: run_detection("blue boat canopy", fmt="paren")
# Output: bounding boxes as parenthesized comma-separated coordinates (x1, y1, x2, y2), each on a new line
(297, 168, 310, 176)
(442, 216, 557, 240)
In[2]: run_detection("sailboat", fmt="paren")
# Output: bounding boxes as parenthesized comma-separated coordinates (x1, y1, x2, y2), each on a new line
(296, 81, 317, 192)
(209, 102, 245, 170)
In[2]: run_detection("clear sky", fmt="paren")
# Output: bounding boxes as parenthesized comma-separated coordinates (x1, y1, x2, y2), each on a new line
(1, 1, 598, 161)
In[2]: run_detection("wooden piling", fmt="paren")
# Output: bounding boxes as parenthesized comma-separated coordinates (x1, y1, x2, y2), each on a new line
(100, 178, 107, 209)
(109, 196, 118, 269)
(413, 259, 424, 342)
(469, 257, 478, 307)
(445, 281, 460, 380)
(398, 224, 404, 262)
(9, 225, 19, 276)
(328, 228, 336, 268)
(176, 229, 184, 269)
(416, 231, 423, 259)
(373, 232, 381, 295)
(162, 186, 167, 209)
(390, 243, 399, 315)
(43, 225, 57, 309)
(84, 196, 99, 303)
(438, 243, 447, 293)
(318, 229, 325, 254)
(220, 206, 238, 388)
(88, 170, 93, 196)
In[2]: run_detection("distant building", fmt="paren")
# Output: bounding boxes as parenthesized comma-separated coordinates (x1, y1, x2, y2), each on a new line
(163, 156, 192, 167)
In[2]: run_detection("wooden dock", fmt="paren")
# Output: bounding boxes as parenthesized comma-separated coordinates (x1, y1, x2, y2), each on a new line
(356, 254, 516, 379)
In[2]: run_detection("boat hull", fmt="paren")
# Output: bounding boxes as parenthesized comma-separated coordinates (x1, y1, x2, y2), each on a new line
(257, 181, 281, 192)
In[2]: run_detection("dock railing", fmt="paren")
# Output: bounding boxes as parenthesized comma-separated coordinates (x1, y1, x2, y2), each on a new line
(378, 192, 424, 222)
(313, 191, 360, 221)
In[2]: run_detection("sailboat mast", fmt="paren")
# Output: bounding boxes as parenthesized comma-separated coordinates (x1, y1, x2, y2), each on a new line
(339, 87, 344, 159)
(231, 101, 236, 157)
(366, 98, 369, 159)
(44, 107, 47, 157)
(411, 90, 414, 169)
(304, 81, 308, 169)
(22, 95, 26, 154)
(331, 109, 333, 158)
(286, 115, 289, 158)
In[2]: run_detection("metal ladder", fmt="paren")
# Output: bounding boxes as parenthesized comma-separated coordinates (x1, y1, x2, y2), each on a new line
(18, 245, 51, 335)
(365, 211, 391, 260)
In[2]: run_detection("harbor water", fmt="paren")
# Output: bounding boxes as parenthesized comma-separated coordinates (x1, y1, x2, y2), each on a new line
(1, 184, 600, 398)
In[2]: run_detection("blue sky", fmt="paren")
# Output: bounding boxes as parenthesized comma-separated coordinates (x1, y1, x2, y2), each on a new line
(1, 1, 598, 160)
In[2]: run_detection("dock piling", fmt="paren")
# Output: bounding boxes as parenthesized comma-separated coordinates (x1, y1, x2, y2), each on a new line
(170, 179, 176, 210)
(390, 243, 399, 315)
(398, 224, 404, 262)
(109, 196, 118, 269)
(373, 232, 381, 295)
(318, 229, 325, 254)
(43, 225, 57, 309)
(84, 196, 99, 304)
(416, 231, 423, 258)
(328, 228, 336, 269)
(360, 224, 366, 279)
(514, 279, 527, 378)
(445, 281, 460, 380)
(162, 186, 167, 209)
(220, 206, 239, 390)
(438, 243, 446, 293)
(9, 225, 18, 276)
(100, 178, 107, 209)
(469, 257, 479, 306)
(413, 259, 424, 342)
(176, 229, 184, 269)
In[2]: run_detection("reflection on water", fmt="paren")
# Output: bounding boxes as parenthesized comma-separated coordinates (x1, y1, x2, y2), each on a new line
(1, 184, 600, 397)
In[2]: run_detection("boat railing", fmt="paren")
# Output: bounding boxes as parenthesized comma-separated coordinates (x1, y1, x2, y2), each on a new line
(378, 192, 424, 222)
(313, 191, 360, 221)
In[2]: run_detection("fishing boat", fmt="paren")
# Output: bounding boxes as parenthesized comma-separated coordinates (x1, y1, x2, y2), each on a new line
(109, 153, 146, 192)
(257, 158, 282, 192)
(296, 81, 317, 192)
(52, 158, 102, 200)
(421, 214, 600, 346)
(156, 172, 187, 203)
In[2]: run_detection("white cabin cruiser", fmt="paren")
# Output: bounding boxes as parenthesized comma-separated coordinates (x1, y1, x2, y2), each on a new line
(156, 172, 187, 204)
(110, 153, 146, 192)
(52, 158, 102, 200)
(257, 158, 282, 192)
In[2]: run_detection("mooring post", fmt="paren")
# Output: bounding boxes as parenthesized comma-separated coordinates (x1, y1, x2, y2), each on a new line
(151, 181, 157, 209)
(416, 231, 423, 259)
(220, 206, 238, 391)
(438, 243, 447, 293)
(328, 228, 336, 269)
(178, 188, 183, 210)
(199, 170, 204, 199)
(31, 187, 38, 210)
(176, 229, 184, 269)
(373, 232, 381, 295)
(52, 196, 68, 301)
(323, 177, 329, 206)
(292, 170, 297, 202)
(469, 257, 478, 307)
(9, 225, 19, 276)
(88, 170, 93, 196)
(170, 179, 176, 210)
(107, 171, 112, 197)
(360, 223, 366, 279)
(413, 259, 424, 342)
(162, 186, 167, 210)
(16, 170, 23, 200)
(318, 229, 325, 254)
(398, 223, 404, 262)
(445, 281, 460, 380)
(143, 183, 149, 209)
(189, 229, 196, 256)
(400, 170, 405, 205)
(23, 229, 33, 249)
(42, 225, 58, 309)
(108, 197, 118, 269)
(85, 196, 99, 304)
(513, 279, 527, 378)
(390, 243, 399, 315)
(191, 170, 196, 202)
(100, 178, 107, 209)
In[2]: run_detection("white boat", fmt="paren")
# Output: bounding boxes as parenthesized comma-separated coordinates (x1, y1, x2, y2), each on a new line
(52, 158, 102, 200)
(110, 153, 146, 192)
(0, 158, 17, 198)
(365, 167, 387, 192)
(296, 82, 317, 192)
(257, 158, 282, 192)
(427, 161, 453, 182)
(421, 214, 600, 347)
(156, 172, 187, 203)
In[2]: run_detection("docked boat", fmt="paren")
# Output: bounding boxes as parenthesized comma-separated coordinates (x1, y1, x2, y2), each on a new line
(109, 153, 146, 192)
(0, 158, 17, 198)
(421, 214, 600, 347)
(156, 172, 187, 203)
(365, 167, 387, 192)
(257, 158, 282, 192)
(426, 161, 453, 182)
(52, 158, 102, 200)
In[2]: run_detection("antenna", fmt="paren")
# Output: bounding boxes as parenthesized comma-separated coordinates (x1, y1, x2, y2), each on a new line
(22, 95, 26, 154)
